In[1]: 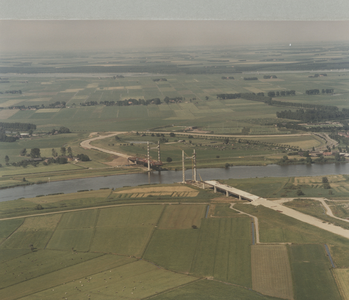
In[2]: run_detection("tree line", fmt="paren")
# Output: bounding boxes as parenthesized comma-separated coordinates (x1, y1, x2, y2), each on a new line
(276, 108, 349, 122)
(0, 122, 36, 131)
(267, 90, 295, 97)
(305, 89, 334, 95)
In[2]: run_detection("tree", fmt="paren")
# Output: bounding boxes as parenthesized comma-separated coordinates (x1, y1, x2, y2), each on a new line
(30, 148, 40, 158)
(5, 155, 9, 164)
(77, 154, 90, 161)
(56, 157, 67, 164)
(306, 157, 312, 164)
(35, 204, 43, 210)
(58, 126, 70, 134)
(322, 177, 329, 183)
(297, 189, 304, 196)
(166, 157, 172, 163)
(169, 132, 176, 137)
(205, 96, 209, 100)
(67, 147, 73, 157)
(60, 147, 66, 156)
(20, 148, 27, 156)
(52, 148, 58, 157)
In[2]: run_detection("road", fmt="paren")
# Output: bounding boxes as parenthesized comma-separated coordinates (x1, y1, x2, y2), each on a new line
(140, 131, 312, 139)
(250, 197, 349, 239)
(313, 133, 338, 151)
(80, 131, 130, 158)
(275, 197, 349, 223)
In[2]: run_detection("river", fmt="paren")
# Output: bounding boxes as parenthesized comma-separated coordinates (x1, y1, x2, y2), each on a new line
(1, 163, 349, 202)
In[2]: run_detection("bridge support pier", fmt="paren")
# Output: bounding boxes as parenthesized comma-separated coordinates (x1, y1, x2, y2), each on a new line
(226, 191, 229, 197)
(214, 186, 216, 193)
(202, 183, 205, 189)
(239, 195, 241, 200)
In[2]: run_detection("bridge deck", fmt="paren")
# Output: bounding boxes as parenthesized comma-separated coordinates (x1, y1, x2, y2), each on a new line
(204, 180, 261, 202)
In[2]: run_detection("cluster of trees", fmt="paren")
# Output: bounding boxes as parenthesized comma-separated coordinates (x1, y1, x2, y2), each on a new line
(6, 101, 65, 110)
(164, 96, 183, 104)
(314, 89, 333, 95)
(152, 78, 167, 81)
(308, 73, 327, 78)
(267, 90, 296, 97)
(0, 129, 18, 142)
(83, 98, 162, 107)
(48, 101, 66, 108)
(221, 76, 234, 80)
(263, 75, 277, 79)
(276, 108, 349, 122)
(243, 77, 258, 80)
(0, 122, 36, 131)
(4, 90, 22, 94)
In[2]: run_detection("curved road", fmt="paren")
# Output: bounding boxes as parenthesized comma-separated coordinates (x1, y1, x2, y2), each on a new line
(80, 132, 130, 158)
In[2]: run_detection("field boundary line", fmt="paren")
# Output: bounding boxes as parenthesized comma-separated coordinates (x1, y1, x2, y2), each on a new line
(0, 218, 24, 247)
(44, 213, 63, 250)
(230, 203, 260, 244)
(140, 204, 166, 259)
(89, 208, 101, 252)
(142, 277, 203, 300)
(0, 202, 210, 222)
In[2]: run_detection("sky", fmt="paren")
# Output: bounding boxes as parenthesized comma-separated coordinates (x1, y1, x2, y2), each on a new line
(0, 20, 348, 52)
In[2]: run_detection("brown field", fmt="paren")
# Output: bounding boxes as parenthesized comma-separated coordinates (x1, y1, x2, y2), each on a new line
(16, 214, 61, 231)
(24, 189, 111, 204)
(158, 204, 207, 229)
(114, 185, 199, 198)
(1, 100, 23, 107)
(294, 175, 346, 185)
(61, 88, 83, 93)
(34, 108, 61, 113)
(0, 109, 19, 119)
(251, 245, 294, 300)
(244, 87, 264, 93)
(333, 269, 349, 300)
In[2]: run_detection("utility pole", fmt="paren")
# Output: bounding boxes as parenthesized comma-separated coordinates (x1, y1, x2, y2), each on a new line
(182, 150, 185, 183)
(158, 141, 161, 162)
(193, 149, 197, 182)
(147, 141, 150, 171)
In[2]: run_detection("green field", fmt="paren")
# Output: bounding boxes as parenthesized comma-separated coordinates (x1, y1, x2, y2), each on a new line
(144, 229, 200, 272)
(190, 217, 252, 286)
(150, 279, 282, 300)
(288, 244, 341, 300)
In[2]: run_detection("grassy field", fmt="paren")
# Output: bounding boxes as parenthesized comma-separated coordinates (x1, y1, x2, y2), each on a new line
(0, 179, 349, 298)
(0, 254, 135, 300)
(333, 268, 349, 300)
(90, 205, 164, 256)
(233, 204, 349, 252)
(144, 229, 200, 273)
(20, 260, 197, 300)
(190, 217, 252, 286)
(251, 245, 293, 300)
(288, 244, 341, 300)
(149, 279, 283, 300)
(222, 177, 290, 198)
(158, 204, 206, 229)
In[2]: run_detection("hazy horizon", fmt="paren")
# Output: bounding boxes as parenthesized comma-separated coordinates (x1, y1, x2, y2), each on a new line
(1, 20, 349, 53)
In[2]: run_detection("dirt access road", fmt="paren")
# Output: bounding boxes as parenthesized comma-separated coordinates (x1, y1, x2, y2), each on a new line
(80, 132, 129, 158)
